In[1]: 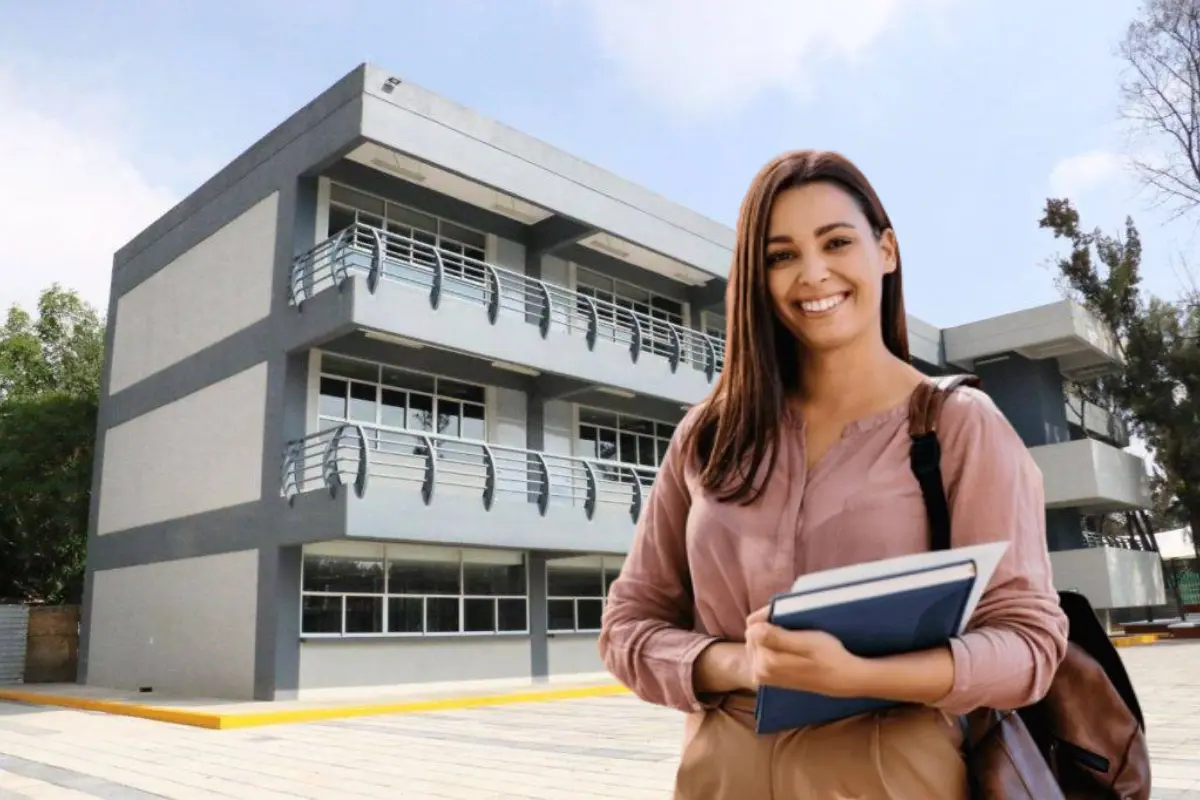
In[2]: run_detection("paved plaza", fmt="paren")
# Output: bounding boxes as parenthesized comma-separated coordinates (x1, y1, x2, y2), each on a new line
(0, 641, 1196, 799)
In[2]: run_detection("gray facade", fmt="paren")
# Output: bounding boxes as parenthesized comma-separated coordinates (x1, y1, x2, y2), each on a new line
(81, 64, 1155, 702)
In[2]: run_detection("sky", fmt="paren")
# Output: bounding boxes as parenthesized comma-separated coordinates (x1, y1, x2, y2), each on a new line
(1, 0, 1196, 330)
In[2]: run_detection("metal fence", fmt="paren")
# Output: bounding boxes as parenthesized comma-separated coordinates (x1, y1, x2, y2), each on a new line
(0, 604, 29, 685)
(289, 223, 726, 381)
(282, 423, 660, 524)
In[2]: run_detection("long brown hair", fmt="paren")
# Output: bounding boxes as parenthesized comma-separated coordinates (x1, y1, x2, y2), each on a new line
(683, 150, 910, 504)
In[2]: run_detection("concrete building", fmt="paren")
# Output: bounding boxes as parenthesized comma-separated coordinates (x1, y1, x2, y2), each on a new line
(81, 63, 1163, 702)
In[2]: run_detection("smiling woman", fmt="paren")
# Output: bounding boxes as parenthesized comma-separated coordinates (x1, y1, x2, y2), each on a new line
(598, 150, 1069, 799)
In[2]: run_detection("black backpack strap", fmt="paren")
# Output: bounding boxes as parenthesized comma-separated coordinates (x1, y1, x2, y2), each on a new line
(908, 375, 983, 552)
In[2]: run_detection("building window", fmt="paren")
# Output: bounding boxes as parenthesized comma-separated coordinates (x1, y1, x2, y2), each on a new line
(317, 353, 487, 442)
(547, 556, 624, 633)
(327, 183, 487, 279)
(575, 268, 685, 359)
(301, 543, 528, 637)
(575, 407, 676, 471)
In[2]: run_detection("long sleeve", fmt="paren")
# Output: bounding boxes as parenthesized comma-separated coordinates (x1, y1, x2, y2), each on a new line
(929, 389, 1069, 715)
(598, 420, 720, 713)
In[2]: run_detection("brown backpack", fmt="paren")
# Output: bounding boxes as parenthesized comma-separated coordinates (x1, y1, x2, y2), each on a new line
(908, 376, 1152, 800)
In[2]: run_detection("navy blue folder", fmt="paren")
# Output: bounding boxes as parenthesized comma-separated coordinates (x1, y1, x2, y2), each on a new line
(754, 563, 976, 734)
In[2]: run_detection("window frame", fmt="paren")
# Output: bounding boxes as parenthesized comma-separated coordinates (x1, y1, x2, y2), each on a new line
(300, 543, 530, 639)
(545, 555, 624, 634)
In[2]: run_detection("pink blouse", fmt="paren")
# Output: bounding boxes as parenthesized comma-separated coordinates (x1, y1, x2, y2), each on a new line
(598, 387, 1069, 716)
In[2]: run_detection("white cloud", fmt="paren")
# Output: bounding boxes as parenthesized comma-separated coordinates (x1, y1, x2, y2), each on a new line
(0, 69, 177, 319)
(579, 0, 951, 117)
(1048, 150, 1128, 200)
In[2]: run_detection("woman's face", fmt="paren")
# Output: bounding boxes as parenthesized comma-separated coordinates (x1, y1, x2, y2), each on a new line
(764, 181, 897, 355)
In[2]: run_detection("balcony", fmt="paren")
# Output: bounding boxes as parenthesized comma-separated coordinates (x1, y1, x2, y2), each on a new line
(1028, 439, 1151, 512)
(281, 423, 657, 554)
(288, 224, 725, 406)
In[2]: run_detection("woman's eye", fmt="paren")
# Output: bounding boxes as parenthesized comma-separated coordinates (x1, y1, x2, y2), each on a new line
(765, 250, 793, 266)
(826, 237, 852, 251)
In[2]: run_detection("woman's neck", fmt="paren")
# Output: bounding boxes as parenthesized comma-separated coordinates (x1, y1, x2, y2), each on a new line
(799, 336, 914, 418)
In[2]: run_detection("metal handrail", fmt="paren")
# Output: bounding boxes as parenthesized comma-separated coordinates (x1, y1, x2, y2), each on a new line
(281, 423, 659, 524)
(290, 222, 727, 381)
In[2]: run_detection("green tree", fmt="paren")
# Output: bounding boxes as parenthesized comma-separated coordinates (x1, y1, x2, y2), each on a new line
(1039, 199, 1200, 557)
(0, 285, 104, 603)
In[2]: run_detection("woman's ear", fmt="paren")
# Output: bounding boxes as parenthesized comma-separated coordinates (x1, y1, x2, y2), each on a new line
(879, 229, 898, 275)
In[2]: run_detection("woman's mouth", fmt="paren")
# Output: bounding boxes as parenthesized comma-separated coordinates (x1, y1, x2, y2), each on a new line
(797, 291, 851, 317)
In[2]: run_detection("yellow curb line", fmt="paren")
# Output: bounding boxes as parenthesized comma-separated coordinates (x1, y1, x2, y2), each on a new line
(1110, 633, 1167, 647)
(0, 683, 633, 730)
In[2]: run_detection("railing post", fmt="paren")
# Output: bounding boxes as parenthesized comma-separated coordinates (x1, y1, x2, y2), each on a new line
(629, 468, 645, 524)
(536, 281, 553, 338)
(702, 336, 717, 382)
(367, 227, 384, 295)
(582, 460, 598, 521)
(625, 310, 643, 363)
(420, 434, 437, 504)
(281, 442, 301, 502)
(533, 452, 550, 515)
(289, 258, 307, 310)
(481, 444, 497, 510)
(430, 249, 445, 310)
(581, 295, 599, 351)
(667, 326, 682, 373)
(484, 265, 501, 324)
(322, 427, 346, 498)
(351, 424, 369, 498)
(331, 228, 351, 291)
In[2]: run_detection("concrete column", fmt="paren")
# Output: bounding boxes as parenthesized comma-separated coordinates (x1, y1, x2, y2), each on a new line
(1046, 508, 1088, 551)
(973, 353, 1070, 447)
(528, 551, 549, 681)
(254, 544, 303, 700)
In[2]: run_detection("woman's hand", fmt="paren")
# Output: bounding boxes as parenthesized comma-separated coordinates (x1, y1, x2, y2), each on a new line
(742, 606, 871, 698)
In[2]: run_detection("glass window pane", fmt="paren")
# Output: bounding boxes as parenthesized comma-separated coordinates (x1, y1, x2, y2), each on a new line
(619, 416, 655, 435)
(382, 367, 435, 394)
(463, 562, 526, 596)
(596, 428, 617, 461)
(328, 205, 357, 238)
(438, 379, 485, 404)
(463, 598, 496, 633)
(651, 296, 684, 319)
(387, 203, 438, 235)
(460, 403, 485, 441)
(387, 597, 423, 634)
(303, 555, 385, 593)
(426, 597, 460, 633)
(319, 377, 347, 419)
(637, 435, 657, 467)
(349, 381, 377, 423)
(578, 407, 618, 429)
(345, 596, 384, 634)
(547, 565, 603, 597)
(440, 220, 486, 250)
(407, 393, 433, 432)
(437, 400, 462, 438)
(547, 599, 576, 631)
(331, 184, 385, 216)
(576, 599, 603, 631)
(380, 388, 406, 428)
(301, 595, 342, 634)
(497, 599, 526, 632)
(387, 559, 460, 595)
(618, 433, 636, 463)
(322, 355, 378, 383)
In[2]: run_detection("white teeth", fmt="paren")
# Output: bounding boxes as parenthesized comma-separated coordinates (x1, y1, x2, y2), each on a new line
(799, 293, 848, 313)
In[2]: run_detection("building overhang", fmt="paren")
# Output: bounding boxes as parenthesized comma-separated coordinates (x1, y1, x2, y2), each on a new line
(941, 300, 1122, 381)
(356, 65, 733, 282)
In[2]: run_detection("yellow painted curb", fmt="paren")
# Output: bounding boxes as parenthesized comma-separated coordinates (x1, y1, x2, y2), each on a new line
(1110, 633, 1166, 647)
(0, 683, 632, 730)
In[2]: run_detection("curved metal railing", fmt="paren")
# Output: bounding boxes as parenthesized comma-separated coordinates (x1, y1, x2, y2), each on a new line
(289, 223, 726, 381)
(281, 423, 659, 524)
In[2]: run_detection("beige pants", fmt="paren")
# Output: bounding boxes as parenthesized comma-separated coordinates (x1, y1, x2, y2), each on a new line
(675, 693, 968, 799)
